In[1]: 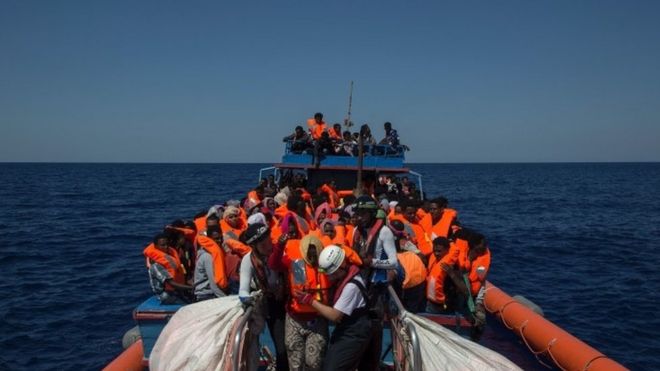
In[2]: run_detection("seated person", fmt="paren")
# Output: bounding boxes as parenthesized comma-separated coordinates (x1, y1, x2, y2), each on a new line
(338, 130, 357, 156)
(379, 121, 400, 146)
(328, 123, 343, 140)
(194, 225, 230, 300)
(143, 233, 192, 304)
(283, 125, 312, 153)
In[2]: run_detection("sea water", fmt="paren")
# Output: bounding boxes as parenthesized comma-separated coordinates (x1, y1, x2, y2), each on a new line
(0, 163, 658, 370)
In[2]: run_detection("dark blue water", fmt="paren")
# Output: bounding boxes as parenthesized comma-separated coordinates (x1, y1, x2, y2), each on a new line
(1, 163, 658, 370)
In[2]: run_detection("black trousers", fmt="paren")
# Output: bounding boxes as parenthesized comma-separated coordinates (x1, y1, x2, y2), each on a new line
(266, 297, 290, 371)
(322, 311, 374, 371)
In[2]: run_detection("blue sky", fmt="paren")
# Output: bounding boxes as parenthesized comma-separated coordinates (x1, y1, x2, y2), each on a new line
(1, 1, 658, 163)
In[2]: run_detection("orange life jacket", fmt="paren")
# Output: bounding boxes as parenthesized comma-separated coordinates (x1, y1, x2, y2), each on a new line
(425, 251, 455, 304)
(405, 220, 432, 256)
(247, 190, 261, 205)
(320, 183, 340, 209)
(328, 128, 342, 140)
(420, 208, 457, 240)
(220, 219, 247, 242)
(196, 235, 229, 289)
(194, 216, 207, 234)
(397, 251, 427, 289)
(143, 243, 186, 289)
(274, 204, 288, 221)
(285, 239, 331, 315)
(344, 224, 355, 248)
(334, 224, 347, 246)
(307, 118, 327, 140)
(465, 248, 491, 296)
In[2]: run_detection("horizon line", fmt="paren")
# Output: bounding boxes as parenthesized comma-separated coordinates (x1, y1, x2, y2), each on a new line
(1, 161, 659, 165)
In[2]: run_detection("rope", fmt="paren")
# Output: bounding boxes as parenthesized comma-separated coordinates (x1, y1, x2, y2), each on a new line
(582, 355, 608, 371)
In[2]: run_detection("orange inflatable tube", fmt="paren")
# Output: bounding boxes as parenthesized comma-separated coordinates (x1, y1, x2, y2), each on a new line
(484, 282, 628, 371)
(102, 339, 144, 371)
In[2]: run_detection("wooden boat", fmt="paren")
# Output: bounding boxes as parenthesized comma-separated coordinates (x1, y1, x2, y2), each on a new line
(104, 140, 627, 370)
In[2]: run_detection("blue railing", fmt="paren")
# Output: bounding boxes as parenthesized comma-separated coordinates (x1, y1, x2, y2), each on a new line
(283, 140, 406, 159)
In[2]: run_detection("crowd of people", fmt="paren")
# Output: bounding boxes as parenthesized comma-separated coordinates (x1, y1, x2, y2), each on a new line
(143, 173, 492, 371)
(283, 112, 405, 157)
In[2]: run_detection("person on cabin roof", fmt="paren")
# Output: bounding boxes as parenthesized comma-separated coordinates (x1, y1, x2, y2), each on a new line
(379, 121, 400, 147)
(359, 124, 377, 146)
(329, 123, 343, 140)
(238, 223, 289, 371)
(194, 225, 230, 300)
(283, 125, 312, 153)
(293, 245, 374, 371)
(144, 233, 192, 304)
(340, 130, 357, 156)
(307, 112, 327, 141)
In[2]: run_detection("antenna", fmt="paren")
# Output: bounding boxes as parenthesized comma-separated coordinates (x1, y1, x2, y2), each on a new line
(344, 81, 354, 129)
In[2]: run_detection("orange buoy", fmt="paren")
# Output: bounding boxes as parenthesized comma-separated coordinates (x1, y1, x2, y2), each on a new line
(484, 282, 628, 371)
(103, 339, 144, 371)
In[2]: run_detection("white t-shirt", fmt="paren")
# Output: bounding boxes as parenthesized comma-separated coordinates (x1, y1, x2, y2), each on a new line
(333, 275, 367, 316)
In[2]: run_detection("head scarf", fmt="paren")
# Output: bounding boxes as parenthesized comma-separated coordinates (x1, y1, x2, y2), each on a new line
(206, 204, 224, 218)
(223, 206, 241, 220)
(299, 235, 323, 266)
(247, 212, 267, 226)
(379, 199, 390, 213)
(314, 202, 332, 223)
(274, 192, 288, 206)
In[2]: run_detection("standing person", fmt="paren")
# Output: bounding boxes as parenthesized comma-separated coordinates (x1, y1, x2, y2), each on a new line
(270, 235, 330, 371)
(293, 245, 373, 371)
(400, 199, 432, 257)
(389, 220, 427, 313)
(143, 233, 192, 304)
(446, 232, 491, 341)
(238, 223, 289, 371)
(425, 237, 456, 313)
(307, 112, 327, 140)
(351, 195, 398, 370)
(420, 197, 458, 240)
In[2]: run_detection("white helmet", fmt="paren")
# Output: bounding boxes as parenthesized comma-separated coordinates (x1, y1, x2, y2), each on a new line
(318, 245, 345, 274)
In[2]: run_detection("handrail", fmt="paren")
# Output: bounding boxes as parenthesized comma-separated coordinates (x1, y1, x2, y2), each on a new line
(232, 306, 254, 371)
(387, 285, 422, 371)
(258, 166, 275, 182)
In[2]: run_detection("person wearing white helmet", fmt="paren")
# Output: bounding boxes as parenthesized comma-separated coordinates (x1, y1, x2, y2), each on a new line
(293, 245, 374, 371)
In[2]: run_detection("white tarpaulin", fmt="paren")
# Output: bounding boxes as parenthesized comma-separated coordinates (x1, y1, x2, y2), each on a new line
(150, 296, 245, 371)
(403, 312, 522, 371)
